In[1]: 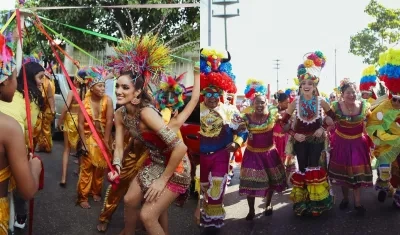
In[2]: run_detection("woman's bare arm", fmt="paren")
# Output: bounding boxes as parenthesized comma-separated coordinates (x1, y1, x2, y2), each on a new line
(104, 96, 114, 144)
(46, 83, 55, 113)
(112, 109, 126, 173)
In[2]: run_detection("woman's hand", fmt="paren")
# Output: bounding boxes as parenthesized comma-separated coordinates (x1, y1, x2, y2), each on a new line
(144, 177, 168, 203)
(29, 153, 42, 177)
(294, 133, 306, 142)
(325, 116, 334, 126)
(313, 128, 325, 138)
(108, 166, 120, 182)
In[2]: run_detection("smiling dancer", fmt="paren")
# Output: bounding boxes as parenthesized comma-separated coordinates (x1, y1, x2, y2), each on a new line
(239, 78, 286, 220)
(280, 51, 335, 217)
(199, 48, 247, 235)
(366, 49, 400, 207)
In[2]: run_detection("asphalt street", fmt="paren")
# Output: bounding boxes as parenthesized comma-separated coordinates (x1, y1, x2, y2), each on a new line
(14, 140, 198, 235)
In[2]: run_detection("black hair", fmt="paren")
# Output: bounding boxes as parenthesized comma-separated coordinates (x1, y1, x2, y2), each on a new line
(340, 82, 357, 94)
(17, 62, 45, 110)
(277, 93, 288, 102)
(119, 70, 153, 109)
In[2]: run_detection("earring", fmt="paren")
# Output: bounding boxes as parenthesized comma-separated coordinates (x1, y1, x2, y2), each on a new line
(131, 97, 140, 105)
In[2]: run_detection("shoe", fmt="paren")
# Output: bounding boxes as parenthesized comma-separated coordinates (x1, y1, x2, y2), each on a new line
(378, 190, 387, 202)
(339, 199, 349, 210)
(354, 205, 366, 216)
(59, 182, 67, 188)
(201, 227, 220, 235)
(14, 215, 27, 229)
(264, 206, 273, 216)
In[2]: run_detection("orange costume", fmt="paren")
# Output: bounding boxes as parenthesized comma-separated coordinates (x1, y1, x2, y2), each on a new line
(77, 93, 109, 204)
(34, 76, 56, 152)
(0, 166, 16, 234)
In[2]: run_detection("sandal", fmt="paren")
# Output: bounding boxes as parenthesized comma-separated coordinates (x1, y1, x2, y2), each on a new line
(245, 211, 255, 221)
(339, 199, 349, 210)
(97, 222, 108, 232)
(264, 206, 273, 216)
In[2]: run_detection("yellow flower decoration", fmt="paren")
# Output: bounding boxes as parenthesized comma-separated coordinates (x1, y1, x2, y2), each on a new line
(293, 77, 299, 86)
(304, 59, 314, 68)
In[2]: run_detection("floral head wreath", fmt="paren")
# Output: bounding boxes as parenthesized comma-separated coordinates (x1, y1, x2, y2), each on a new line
(22, 54, 41, 65)
(106, 33, 173, 89)
(338, 78, 356, 93)
(244, 78, 267, 101)
(75, 66, 106, 88)
(200, 48, 237, 94)
(0, 33, 15, 84)
(154, 72, 186, 111)
(297, 51, 326, 86)
(378, 48, 400, 98)
(360, 65, 377, 93)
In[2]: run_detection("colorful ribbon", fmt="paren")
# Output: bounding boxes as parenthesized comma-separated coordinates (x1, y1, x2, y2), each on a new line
(0, 11, 16, 34)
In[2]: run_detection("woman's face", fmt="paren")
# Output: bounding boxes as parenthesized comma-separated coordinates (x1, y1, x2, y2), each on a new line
(253, 95, 267, 115)
(35, 71, 45, 89)
(0, 70, 17, 103)
(342, 86, 357, 104)
(279, 98, 289, 110)
(300, 80, 314, 95)
(361, 92, 372, 99)
(115, 75, 139, 105)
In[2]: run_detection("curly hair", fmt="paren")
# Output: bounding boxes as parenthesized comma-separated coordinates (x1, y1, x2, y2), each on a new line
(17, 62, 45, 110)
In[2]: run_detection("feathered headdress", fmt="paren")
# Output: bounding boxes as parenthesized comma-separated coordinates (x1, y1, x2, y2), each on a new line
(76, 66, 106, 88)
(106, 33, 173, 88)
(0, 33, 15, 84)
(244, 78, 267, 101)
(22, 53, 41, 65)
(200, 48, 236, 94)
(154, 72, 186, 111)
(297, 51, 327, 86)
(378, 48, 400, 98)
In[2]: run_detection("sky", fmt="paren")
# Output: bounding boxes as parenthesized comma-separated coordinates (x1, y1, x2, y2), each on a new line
(200, 0, 400, 95)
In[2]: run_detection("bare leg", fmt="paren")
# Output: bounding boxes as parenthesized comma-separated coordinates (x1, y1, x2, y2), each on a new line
(123, 177, 143, 235)
(354, 188, 361, 207)
(159, 210, 169, 235)
(245, 196, 255, 220)
(264, 191, 274, 216)
(140, 188, 179, 235)
(60, 131, 70, 185)
(341, 186, 349, 201)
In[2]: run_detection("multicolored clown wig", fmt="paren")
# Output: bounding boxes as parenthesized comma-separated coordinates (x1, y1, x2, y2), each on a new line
(76, 66, 106, 88)
(200, 48, 237, 102)
(378, 49, 400, 99)
(297, 51, 327, 86)
(154, 72, 186, 111)
(106, 33, 173, 88)
(360, 65, 378, 99)
(0, 33, 15, 84)
(244, 78, 267, 102)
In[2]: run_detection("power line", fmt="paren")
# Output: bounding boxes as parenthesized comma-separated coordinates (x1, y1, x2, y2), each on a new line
(273, 59, 281, 92)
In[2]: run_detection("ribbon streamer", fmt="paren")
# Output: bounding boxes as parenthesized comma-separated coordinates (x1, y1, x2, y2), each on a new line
(26, 3, 199, 10)
(0, 11, 16, 33)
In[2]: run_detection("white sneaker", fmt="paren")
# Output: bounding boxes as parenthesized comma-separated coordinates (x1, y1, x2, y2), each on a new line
(14, 216, 26, 229)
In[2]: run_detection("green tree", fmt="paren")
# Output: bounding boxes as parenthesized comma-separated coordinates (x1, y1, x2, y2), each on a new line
(349, 0, 400, 65)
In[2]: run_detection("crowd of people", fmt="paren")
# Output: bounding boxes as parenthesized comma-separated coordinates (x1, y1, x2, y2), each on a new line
(198, 48, 400, 235)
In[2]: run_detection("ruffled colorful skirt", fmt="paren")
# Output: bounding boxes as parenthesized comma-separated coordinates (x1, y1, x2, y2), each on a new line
(290, 167, 333, 216)
(239, 146, 286, 197)
(328, 135, 373, 189)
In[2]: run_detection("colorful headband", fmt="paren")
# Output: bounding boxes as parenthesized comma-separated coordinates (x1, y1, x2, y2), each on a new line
(106, 33, 172, 87)
(154, 73, 186, 111)
(0, 33, 15, 84)
(23, 54, 41, 65)
(297, 51, 326, 86)
(200, 48, 236, 93)
(378, 48, 400, 97)
(244, 78, 267, 100)
(76, 66, 106, 88)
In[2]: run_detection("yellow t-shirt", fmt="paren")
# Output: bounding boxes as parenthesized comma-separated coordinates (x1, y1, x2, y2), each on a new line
(0, 92, 40, 134)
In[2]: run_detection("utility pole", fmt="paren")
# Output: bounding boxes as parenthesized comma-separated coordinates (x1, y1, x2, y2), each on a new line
(273, 59, 281, 92)
(334, 48, 337, 88)
(212, 0, 240, 51)
(208, 0, 212, 46)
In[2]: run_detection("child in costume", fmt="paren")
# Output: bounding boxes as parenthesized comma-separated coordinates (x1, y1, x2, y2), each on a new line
(366, 49, 400, 206)
(199, 48, 247, 234)
(360, 65, 378, 104)
(239, 78, 286, 220)
(76, 66, 114, 209)
(328, 78, 373, 216)
(280, 51, 335, 217)
(0, 33, 42, 234)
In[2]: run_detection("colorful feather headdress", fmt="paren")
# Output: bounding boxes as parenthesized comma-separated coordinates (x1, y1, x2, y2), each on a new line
(297, 51, 326, 86)
(106, 33, 173, 88)
(360, 65, 377, 93)
(0, 33, 15, 84)
(75, 66, 106, 88)
(22, 53, 41, 65)
(200, 48, 236, 94)
(244, 78, 267, 101)
(154, 72, 186, 111)
(378, 49, 400, 98)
